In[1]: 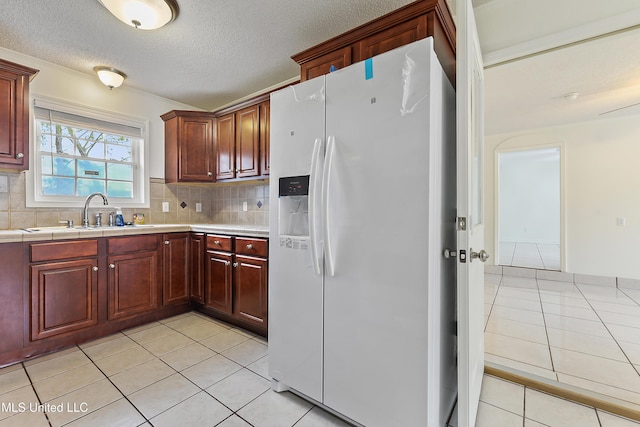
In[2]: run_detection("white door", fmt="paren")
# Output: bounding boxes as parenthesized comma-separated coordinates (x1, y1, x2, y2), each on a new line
(456, 0, 487, 426)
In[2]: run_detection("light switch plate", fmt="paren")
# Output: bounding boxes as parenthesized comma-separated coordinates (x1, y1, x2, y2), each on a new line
(0, 176, 7, 193)
(242, 201, 248, 212)
(196, 202, 202, 212)
(162, 202, 169, 212)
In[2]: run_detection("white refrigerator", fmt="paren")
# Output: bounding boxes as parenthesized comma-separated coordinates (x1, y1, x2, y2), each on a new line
(268, 38, 457, 427)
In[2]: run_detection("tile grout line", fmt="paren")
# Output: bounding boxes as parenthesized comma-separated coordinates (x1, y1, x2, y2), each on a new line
(534, 278, 557, 376)
(573, 284, 640, 380)
(20, 360, 54, 427)
(75, 343, 152, 426)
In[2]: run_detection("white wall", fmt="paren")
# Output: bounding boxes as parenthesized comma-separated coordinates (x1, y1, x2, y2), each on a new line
(0, 47, 198, 179)
(499, 148, 560, 244)
(485, 115, 640, 280)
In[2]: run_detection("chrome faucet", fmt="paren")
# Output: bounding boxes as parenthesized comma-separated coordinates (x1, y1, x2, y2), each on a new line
(82, 192, 108, 227)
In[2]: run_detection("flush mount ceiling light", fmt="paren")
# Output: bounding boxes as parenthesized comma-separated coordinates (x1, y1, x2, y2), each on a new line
(94, 66, 127, 89)
(98, 0, 179, 30)
(563, 92, 580, 101)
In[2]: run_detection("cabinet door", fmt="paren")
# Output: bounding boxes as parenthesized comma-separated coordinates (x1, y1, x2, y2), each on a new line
(190, 233, 205, 303)
(205, 250, 233, 314)
(235, 105, 260, 178)
(215, 113, 235, 180)
(300, 46, 352, 81)
(0, 243, 23, 352)
(0, 60, 36, 170)
(108, 251, 159, 320)
(354, 16, 427, 61)
(233, 255, 267, 330)
(179, 116, 214, 181)
(162, 233, 189, 306)
(259, 101, 270, 176)
(30, 259, 98, 340)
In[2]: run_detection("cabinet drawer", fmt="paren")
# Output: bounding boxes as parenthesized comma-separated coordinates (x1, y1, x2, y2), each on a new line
(207, 234, 233, 252)
(107, 235, 158, 254)
(235, 238, 268, 257)
(31, 240, 98, 262)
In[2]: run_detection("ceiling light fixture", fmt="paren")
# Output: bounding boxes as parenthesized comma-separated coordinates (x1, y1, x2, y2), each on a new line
(98, 0, 179, 30)
(563, 92, 580, 101)
(94, 66, 127, 89)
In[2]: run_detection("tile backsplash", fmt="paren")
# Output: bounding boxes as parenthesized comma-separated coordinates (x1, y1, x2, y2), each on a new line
(0, 172, 269, 230)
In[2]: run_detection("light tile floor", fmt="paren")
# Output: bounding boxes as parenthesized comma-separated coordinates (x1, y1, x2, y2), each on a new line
(1, 310, 637, 426)
(499, 241, 561, 270)
(0, 312, 349, 427)
(485, 272, 640, 413)
(474, 375, 640, 427)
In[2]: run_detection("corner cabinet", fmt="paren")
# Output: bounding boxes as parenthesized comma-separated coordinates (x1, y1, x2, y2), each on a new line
(0, 58, 38, 170)
(292, 0, 455, 86)
(162, 110, 215, 183)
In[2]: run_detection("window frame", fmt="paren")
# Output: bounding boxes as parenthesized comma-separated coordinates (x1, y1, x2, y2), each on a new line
(27, 96, 150, 208)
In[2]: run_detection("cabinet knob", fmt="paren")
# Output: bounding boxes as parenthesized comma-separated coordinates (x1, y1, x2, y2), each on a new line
(233, 262, 238, 268)
(92, 266, 98, 272)
(164, 240, 170, 245)
(246, 244, 253, 250)
(225, 261, 231, 266)
(214, 240, 221, 245)
(109, 263, 115, 269)
(15, 152, 24, 159)
(235, 169, 239, 173)
(207, 171, 213, 177)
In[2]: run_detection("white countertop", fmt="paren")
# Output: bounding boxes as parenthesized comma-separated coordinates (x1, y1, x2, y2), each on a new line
(0, 224, 269, 244)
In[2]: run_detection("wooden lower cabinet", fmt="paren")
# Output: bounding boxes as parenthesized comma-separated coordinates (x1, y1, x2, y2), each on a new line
(28, 240, 99, 341)
(0, 243, 23, 355)
(162, 233, 190, 306)
(107, 250, 159, 321)
(189, 233, 205, 303)
(205, 250, 233, 314)
(234, 255, 268, 329)
(1, 231, 267, 367)
(202, 235, 268, 335)
(107, 234, 160, 321)
(30, 259, 98, 340)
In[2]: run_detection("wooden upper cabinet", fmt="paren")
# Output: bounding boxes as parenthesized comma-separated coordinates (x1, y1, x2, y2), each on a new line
(354, 17, 427, 61)
(292, 0, 455, 85)
(214, 99, 268, 181)
(162, 111, 214, 183)
(0, 58, 38, 171)
(259, 101, 270, 175)
(300, 46, 352, 82)
(215, 113, 235, 180)
(235, 105, 260, 178)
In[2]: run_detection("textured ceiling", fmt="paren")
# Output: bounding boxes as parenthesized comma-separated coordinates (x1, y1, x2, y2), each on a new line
(2, 0, 640, 134)
(0, 0, 415, 110)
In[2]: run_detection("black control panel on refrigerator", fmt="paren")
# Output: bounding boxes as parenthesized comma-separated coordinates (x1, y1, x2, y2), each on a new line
(279, 175, 310, 197)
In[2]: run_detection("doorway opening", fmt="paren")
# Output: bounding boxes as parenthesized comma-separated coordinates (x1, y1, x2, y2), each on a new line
(497, 147, 561, 270)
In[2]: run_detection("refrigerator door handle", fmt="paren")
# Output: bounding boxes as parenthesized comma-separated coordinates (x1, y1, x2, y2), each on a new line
(322, 135, 336, 276)
(309, 137, 323, 276)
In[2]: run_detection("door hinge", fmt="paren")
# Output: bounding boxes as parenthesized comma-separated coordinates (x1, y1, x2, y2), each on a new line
(457, 217, 467, 231)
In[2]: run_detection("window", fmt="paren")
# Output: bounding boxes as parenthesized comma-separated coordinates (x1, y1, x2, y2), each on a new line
(27, 97, 149, 208)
